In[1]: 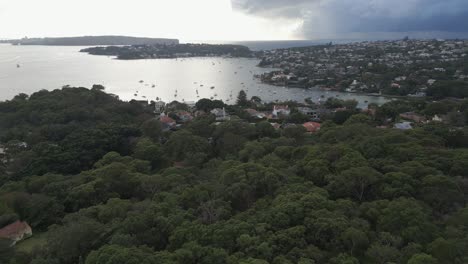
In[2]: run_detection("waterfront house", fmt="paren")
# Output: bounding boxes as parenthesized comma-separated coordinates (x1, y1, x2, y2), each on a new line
(297, 107, 315, 116)
(211, 108, 230, 121)
(245, 109, 266, 119)
(272, 105, 290, 117)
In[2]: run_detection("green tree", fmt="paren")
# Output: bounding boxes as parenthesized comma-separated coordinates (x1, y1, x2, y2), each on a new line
(141, 119, 163, 142)
(365, 243, 400, 264)
(329, 253, 359, 264)
(237, 90, 249, 106)
(282, 126, 307, 141)
(326, 167, 382, 201)
(255, 121, 277, 138)
(132, 138, 165, 170)
(86, 245, 159, 264)
(165, 130, 211, 161)
(407, 253, 438, 264)
(0, 238, 15, 264)
(195, 99, 225, 112)
(47, 217, 106, 264)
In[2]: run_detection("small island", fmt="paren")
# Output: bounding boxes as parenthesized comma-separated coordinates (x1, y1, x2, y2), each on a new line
(80, 43, 253, 59)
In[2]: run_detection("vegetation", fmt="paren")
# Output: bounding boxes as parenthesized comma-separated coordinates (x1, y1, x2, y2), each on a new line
(81, 44, 253, 60)
(0, 87, 467, 264)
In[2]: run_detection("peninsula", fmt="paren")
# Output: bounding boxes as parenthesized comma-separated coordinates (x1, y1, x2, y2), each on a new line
(4, 36, 179, 46)
(80, 43, 253, 59)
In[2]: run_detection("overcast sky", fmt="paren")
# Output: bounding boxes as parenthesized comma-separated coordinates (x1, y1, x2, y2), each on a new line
(1, 0, 467, 41)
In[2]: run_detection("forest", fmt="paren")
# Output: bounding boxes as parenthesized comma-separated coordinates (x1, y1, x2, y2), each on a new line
(0, 86, 467, 264)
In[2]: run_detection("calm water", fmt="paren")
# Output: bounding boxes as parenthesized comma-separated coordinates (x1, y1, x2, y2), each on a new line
(0, 44, 388, 108)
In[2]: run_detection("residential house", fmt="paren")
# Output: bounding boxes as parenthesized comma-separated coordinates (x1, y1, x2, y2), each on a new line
(394, 122, 413, 130)
(184, 101, 197, 109)
(0, 221, 32, 246)
(175, 111, 193, 123)
(154, 101, 166, 115)
(211, 107, 230, 121)
(159, 115, 177, 131)
(272, 105, 290, 117)
(282, 123, 298, 129)
(303, 122, 321, 133)
(400, 112, 426, 123)
(310, 108, 331, 121)
(270, 123, 281, 130)
(297, 107, 315, 116)
(432, 114, 450, 123)
(245, 109, 266, 119)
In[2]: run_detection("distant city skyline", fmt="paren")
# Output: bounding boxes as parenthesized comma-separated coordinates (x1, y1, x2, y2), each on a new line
(1, 0, 467, 41)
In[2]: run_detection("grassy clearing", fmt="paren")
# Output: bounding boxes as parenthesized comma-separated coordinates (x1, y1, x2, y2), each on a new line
(15, 232, 47, 253)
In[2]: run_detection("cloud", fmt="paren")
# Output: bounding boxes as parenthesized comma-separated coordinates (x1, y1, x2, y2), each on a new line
(232, 0, 312, 17)
(231, 0, 468, 38)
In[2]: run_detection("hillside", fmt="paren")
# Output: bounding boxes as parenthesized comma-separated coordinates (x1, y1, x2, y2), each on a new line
(0, 87, 467, 264)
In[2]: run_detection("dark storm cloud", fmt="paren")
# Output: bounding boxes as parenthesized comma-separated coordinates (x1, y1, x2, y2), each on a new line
(232, 0, 468, 37)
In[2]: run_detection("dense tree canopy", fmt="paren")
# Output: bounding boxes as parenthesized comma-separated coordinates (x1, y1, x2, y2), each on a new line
(1, 87, 467, 264)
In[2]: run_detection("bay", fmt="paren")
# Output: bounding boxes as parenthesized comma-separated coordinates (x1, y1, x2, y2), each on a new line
(0, 44, 388, 108)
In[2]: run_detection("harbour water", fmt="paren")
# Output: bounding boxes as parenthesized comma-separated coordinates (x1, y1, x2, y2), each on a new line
(0, 44, 389, 108)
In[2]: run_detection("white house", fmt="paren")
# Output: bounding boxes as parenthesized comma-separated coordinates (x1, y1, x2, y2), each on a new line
(272, 105, 290, 117)
(211, 107, 230, 121)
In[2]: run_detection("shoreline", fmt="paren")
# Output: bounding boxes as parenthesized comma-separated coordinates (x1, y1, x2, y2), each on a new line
(256, 81, 411, 100)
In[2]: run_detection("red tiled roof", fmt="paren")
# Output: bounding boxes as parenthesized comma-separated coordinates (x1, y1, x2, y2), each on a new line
(274, 105, 289, 110)
(245, 108, 258, 114)
(177, 111, 192, 116)
(303, 122, 321, 133)
(0, 221, 31, 240)
(160, 116, 176, 124)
